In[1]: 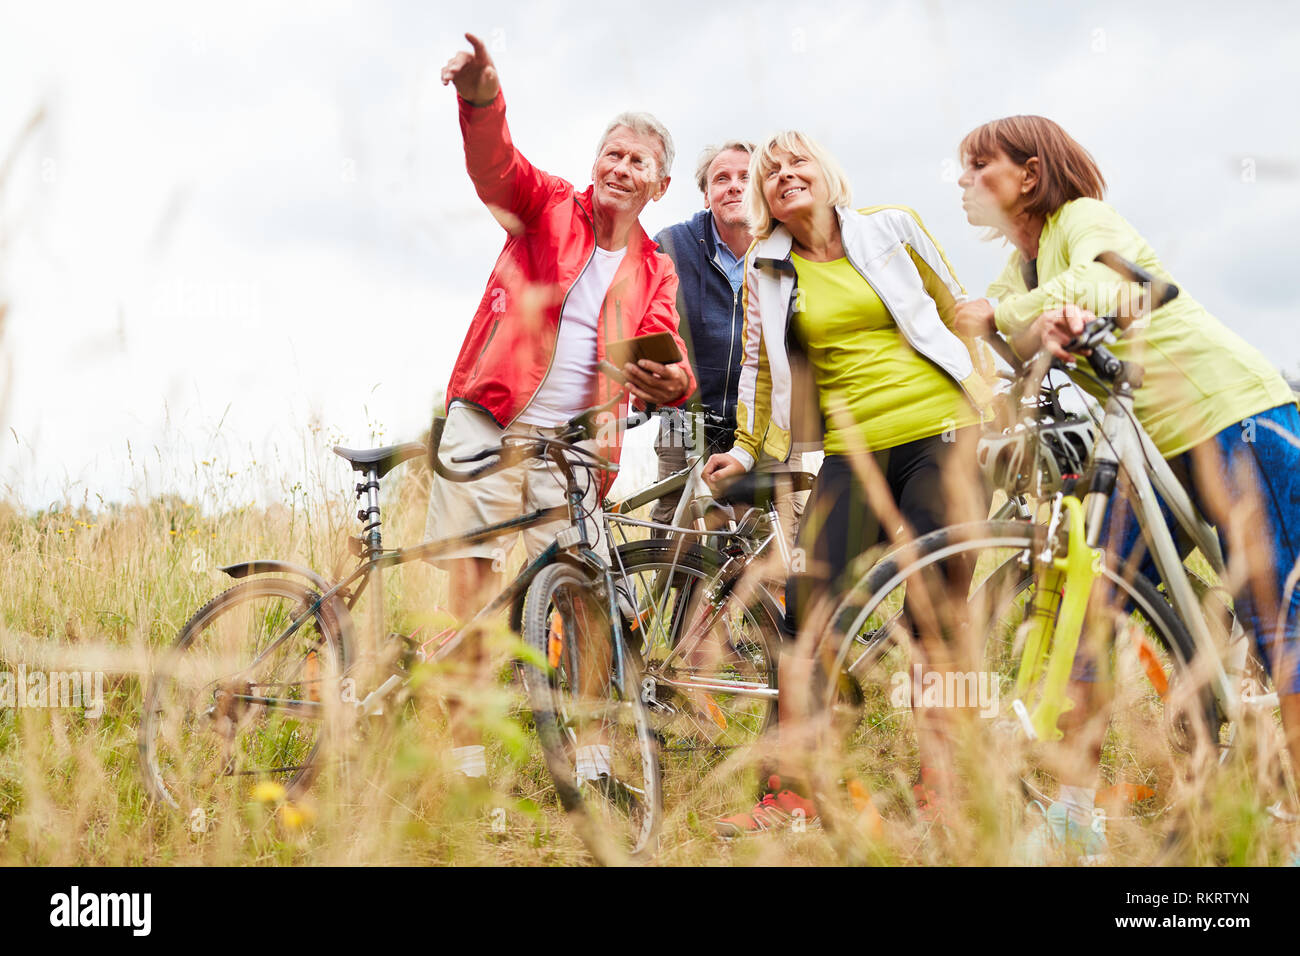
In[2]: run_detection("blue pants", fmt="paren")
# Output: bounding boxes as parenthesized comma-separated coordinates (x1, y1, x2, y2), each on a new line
(1104, 403, 1300, 694)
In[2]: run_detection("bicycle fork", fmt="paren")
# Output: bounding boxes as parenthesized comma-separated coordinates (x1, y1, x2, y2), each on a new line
(1013, 494, 1103, 741)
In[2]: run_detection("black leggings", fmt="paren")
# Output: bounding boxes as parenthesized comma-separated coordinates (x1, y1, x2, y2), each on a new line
(784, 431, 978, 634)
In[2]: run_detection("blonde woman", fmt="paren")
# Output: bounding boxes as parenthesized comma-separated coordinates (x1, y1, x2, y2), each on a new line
(704, 131, 991, 835)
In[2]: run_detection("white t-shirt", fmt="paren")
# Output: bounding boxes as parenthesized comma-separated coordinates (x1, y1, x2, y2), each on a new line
(517, 245, 627, 426)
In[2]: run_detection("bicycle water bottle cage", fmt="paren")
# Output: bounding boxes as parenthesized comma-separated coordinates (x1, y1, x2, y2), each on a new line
(1013, 495, 1103, 742)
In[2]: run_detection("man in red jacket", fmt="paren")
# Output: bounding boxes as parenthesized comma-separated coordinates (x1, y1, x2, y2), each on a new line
(431, 34, 694, 780)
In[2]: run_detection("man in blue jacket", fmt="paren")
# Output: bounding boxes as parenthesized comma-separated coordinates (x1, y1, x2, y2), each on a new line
(652, 142, 806, 534)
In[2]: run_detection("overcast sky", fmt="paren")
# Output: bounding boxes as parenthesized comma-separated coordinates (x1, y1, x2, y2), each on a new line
(0, 0, 1297, 509)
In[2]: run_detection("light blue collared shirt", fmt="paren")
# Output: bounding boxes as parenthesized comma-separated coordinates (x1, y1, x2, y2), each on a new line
(710, 217, 745, 294)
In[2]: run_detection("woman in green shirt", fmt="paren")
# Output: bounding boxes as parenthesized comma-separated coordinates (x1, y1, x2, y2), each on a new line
(704, 131, 992, 836)
(953, 114, 1300, 858)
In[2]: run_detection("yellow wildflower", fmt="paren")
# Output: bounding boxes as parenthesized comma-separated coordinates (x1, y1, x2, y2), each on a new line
(251, 781, 286, 803)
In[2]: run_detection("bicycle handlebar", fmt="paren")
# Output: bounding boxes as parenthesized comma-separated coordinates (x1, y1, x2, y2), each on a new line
(434, 390, 640, 484)
(432, 358, 715, 484)
(983, 333, 1022, 370)
(1092, 251, 1179, 313)
(435, 432, 621, 483)
(1059, 253, 1178, 358)
(437, 435, 543, 482)
(985, 252, 1176, 395)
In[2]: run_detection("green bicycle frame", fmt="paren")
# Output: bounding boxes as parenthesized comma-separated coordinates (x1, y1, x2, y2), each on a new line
(1014, 495, 1103, 741)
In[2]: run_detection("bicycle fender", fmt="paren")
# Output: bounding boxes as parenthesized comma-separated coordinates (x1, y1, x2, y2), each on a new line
(219, 560, 358, 666)
(509, 590, 525, 634)
(508, 552, 601, 634)
(220, 560, 333, 595)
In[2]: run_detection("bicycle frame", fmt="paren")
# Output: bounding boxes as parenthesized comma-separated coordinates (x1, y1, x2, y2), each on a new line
(605, 447, 807, 710)
(1079, 377, 1243, 723)
(1001, 330, 1250, 742)
(221, 442, 630, 722)
(606, 443, 715, 531)
(609, 439, 1031, 709)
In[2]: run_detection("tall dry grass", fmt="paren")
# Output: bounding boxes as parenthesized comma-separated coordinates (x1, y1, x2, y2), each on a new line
(0, 421, 1293, 867)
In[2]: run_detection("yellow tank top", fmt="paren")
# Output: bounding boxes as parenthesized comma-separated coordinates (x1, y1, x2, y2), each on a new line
(791, 252, 979, 454)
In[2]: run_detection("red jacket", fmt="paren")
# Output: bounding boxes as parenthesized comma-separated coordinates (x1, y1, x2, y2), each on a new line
(445, 91, 695, 472)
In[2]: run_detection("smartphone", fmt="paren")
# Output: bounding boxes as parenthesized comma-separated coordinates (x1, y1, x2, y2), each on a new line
(605, 331, 683, 369)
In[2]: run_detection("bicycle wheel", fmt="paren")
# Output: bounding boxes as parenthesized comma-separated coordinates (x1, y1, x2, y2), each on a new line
(522, 561, 662, 864)
(613, 540, 782, 759)
(801, 520, 1224, 864)
(138, 577, 350, 828)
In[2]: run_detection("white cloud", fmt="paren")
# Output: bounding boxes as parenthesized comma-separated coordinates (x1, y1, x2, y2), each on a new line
(0, 0, 1297, 506)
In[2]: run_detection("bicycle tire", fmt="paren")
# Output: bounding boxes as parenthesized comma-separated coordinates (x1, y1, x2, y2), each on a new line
(521, 561, 662, 864)
(801, 519, 1225, 864)
(138, 577, 350, 828)
(613, 540, 782, 758)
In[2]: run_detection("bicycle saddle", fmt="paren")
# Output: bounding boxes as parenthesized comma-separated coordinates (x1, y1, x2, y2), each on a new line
(332, 442, 427, 479)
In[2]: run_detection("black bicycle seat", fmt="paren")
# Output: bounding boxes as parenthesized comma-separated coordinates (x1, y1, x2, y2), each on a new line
(332, 442, 427, 479)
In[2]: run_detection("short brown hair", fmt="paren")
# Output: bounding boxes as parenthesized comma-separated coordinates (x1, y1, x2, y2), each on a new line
(694, 141, 756, 194)
(959, 115, 1106, 218)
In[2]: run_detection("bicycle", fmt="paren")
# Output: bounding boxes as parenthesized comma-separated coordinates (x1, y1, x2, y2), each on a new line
(611, 470, 811, 742)
(600, 412, 799, 766)
(607, 408, 1035, 784)
(138, 395, 662, 864)
(794, 252, 1294, 863)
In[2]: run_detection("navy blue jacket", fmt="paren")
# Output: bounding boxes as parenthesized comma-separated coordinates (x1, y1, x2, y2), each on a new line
(654, 210, 745, 427)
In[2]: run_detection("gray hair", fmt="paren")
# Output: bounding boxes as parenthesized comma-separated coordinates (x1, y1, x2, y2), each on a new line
(598, 111, 674, 181)
(694, 141, 756, 194)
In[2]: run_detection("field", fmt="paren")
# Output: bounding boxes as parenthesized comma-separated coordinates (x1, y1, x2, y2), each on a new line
(0, 430, 1294, 867)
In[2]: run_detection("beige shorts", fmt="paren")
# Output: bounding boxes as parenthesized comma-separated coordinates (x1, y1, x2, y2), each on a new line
(425, 402, 608, 568)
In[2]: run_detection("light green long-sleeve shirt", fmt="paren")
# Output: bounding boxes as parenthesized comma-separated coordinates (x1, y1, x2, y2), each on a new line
(989, 197, 1294, 457)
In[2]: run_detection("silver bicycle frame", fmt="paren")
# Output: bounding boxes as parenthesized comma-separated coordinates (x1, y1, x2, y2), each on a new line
(1083, 382, 1243, 722)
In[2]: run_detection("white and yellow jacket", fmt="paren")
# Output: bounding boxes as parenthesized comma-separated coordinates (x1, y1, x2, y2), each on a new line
(728, 204, 994, 470)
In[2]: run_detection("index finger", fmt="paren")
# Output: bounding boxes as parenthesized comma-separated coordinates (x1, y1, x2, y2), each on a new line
(464, 32, 488, 61)
(637, 358, 667, 375)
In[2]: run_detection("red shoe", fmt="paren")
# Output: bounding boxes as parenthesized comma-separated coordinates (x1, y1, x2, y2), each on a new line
(912, 767, 952, 825)
(716, 775, 820, 837)
(912, 784, 947, 823)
